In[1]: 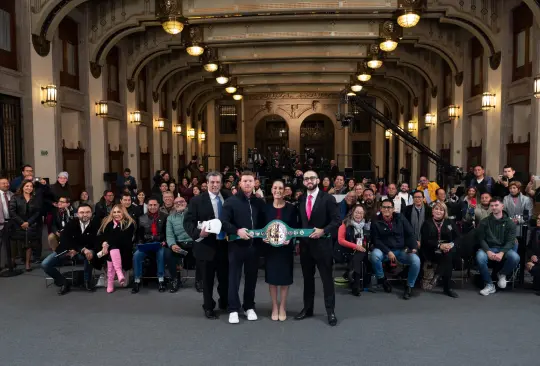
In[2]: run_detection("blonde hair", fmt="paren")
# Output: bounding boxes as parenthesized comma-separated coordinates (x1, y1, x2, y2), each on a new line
(98, 204, 135, 234)
(431, 201, 449, 219)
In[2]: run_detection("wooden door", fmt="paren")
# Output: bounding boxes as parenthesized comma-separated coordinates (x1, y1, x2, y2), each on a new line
(108, 145, 123, 194)
(62, 142, 85, 201)
(161, 153, 171, 174)
(507, 140, 530, 178)
(0, 94, 22, 179)
(467, 145, 482, 169)
(220, 142, 237, 170)
(140, 152, 151, 194)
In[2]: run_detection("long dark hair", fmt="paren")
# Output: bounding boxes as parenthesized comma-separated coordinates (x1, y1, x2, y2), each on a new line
(15, 179, 35, 196)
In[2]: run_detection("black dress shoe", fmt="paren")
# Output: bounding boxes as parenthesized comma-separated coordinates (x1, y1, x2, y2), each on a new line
(195, 280, 203, 293)
(403, 286, 412, 300)
(131, 282, 140, 294)
(444, 288, 459, 298)
(84, 281, 96, 292)
(158, 281, 166, 293)
(218, 300, 228, 311)
(294, 308, 314, 320)
(351, 288, 361, 297)
(327, 312, 337, 326)
(204, 309, 218, 319)
(58, 283, 71, 296)
(378, 277, 392, 293)
(169, 279, 180, 293)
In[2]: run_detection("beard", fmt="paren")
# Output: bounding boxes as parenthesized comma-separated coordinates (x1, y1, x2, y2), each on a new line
(364, 199, 374, 206)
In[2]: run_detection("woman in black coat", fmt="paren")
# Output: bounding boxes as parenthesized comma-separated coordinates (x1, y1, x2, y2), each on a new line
(96, 204, 135, 293)
(420, 201, 460, 298)
(526, 217, 540, 295)
(9, 179, 43, 271)
(262, 180, 299, 321)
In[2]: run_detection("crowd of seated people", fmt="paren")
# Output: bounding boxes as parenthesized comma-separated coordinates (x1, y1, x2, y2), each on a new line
(1, 157, 539, 314)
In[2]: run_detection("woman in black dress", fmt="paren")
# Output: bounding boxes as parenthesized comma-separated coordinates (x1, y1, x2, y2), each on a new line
(263, 180, 298, 321)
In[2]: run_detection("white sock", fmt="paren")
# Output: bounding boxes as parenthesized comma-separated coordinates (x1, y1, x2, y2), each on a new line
(158, 277, 164, 282)
(135, 278, 140, 283)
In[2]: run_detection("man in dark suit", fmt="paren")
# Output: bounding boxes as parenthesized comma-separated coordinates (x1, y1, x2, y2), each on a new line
(295, 170, 340, 326)
(184, 171, 230, 319)
(41, 203, 98, 295)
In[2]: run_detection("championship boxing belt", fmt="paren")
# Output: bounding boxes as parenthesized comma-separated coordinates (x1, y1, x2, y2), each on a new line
(228, 219, 322, 247)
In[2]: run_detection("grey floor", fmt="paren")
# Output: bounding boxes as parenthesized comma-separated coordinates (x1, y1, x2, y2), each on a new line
(1, 261, 539, 366)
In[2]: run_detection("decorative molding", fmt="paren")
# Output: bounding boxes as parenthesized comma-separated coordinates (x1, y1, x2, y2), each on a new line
(32, 34, 50, 57)
(246, 92, 339, 100)
(431, 86, 438, 98)
(152, 91, 159, 103)
(455, 72, 463, 87)
(489, 52, 501, 70)
(171, 101, 177, 111)
(127, 78, 135, 93)
(89, 62, 102, 79)
(413, 97, 418, 107)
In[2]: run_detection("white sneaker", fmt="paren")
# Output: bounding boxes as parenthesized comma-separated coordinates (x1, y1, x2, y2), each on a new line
(244, 309, 258, 321)
(229, 312, 239, 324)
(497, 273, 507, 289)
(480, 283, 496, 296)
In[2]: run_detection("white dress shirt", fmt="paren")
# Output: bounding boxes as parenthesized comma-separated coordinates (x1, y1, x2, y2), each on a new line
(0, 190, 10, 219)
(208, 191, 224, 219)
(80, 220, 89, 234)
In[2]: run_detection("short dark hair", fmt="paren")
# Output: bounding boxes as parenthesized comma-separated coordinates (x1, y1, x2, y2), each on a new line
(77, 203, 93, 212)
(121, 192, 132, 199)
(413, 190, 424, 198)
(124, 168, 131, 173)
(435, 188, 445, 195)
(57, 195, 70, 203)
(335, 174, 345, 181)
(490, 196, 503, 204)
(381, 198, 394, 207)
(103, 190, 114, 196)
(503, 165, 514, 170)
(363, 188, 374, 195)
(474, 165, 484, 169)
(147, 197, 160, 205)
(480, 192, 492, 198)
(240, 170, 255, 178)
(21, 164, 32, 172)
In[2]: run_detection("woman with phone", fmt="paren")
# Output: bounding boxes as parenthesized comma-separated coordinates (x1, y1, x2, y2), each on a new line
(420, 201, 460, 298)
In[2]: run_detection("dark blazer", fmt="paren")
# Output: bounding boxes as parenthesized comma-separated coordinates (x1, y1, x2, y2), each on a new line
(402, 204, 432, 224)
(298, 189, 340, 250)
(51, 208, 73, 234)
(371, 213, 417, 254)
(420, 218, 460, 261)
(96, 221, 135, 270)
(184, 190, 231, 260)
(8, 194, 43, 241)
(56, 218, 99, 254)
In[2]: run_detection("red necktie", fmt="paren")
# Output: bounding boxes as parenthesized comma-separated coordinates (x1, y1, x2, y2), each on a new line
(307, 195, 313, 220)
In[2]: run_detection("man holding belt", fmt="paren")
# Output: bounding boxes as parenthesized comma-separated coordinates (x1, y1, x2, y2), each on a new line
(220, 171, 264, 324)
(295, 170, 341, 326)
(184, 172, 231, 319)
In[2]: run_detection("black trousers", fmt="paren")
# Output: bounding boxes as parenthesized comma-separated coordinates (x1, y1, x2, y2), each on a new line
(349, 251, 367, 290)
(299, 239, 335, 313)
(198, 240, 229, 311)
(427, 247, 456, 288)
(530, 264, 540, 290)
(228, 242, 258, 313)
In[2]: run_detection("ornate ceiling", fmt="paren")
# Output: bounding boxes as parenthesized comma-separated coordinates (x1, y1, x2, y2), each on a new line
(30, 0, 540, 110)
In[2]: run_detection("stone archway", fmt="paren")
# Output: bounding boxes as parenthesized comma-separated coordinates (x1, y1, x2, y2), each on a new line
(255, 114, 289, 157)
(300, 114, 334, 162)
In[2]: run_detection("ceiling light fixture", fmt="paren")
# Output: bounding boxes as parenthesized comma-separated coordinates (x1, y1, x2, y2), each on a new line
(162, 16, 184, 35)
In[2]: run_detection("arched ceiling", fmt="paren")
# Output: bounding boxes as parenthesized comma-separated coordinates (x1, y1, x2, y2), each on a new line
(31, 0, 540, 110)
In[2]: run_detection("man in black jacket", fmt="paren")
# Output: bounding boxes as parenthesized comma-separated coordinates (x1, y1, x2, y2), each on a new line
(402, 190, 432, 248)
(47, 195, 73, 251)
(184, 171, 231, 319)
(221, 171, 265, 324)
(41, 204, 97, 295)
(295, 170, 340, 326)
(120, 192, 141, 222)
(132, 198, 168, 294)
(94, 190, 115, 221)
(370, 199, 420, 300)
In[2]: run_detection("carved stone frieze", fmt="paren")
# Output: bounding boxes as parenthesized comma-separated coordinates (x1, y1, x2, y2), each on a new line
(489, 52, 501, 70)
(455, 71, 463, 87)
(127, 78, 136, 92)
(32, 34, 51, 57)
(90, 61, 102, 79)
(246, 93, 339, 100)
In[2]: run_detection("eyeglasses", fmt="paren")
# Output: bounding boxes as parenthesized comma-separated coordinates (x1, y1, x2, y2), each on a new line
(303, 176, 317, 181)
(381, 206, 393, 209)
(413, 196, 423, 199)
(174, 201, 186, 205)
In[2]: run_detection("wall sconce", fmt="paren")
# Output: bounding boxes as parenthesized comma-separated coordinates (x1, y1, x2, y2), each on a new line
(95, 101, 108, 117)
(130, 111, 142, 125)
(199, 131, 206, 141)
(156, 118, 166, 130)
(173, 124, 182, 134)
(425, 113, 435, 126)
(385, 129, 392, 139)
(187, 128, 195, 139)
(448, 105, 460, 119)
(407, 120, 417, 132)
(533, 76, 540, 99)
(41, 85, 57, 107)
(481, 92, 496, 111)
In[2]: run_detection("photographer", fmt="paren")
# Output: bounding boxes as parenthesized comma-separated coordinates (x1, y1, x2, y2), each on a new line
(493, 165, 522, 198)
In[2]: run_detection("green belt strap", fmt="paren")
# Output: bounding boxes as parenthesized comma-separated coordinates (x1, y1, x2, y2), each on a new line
(228, 219, 324, 247)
